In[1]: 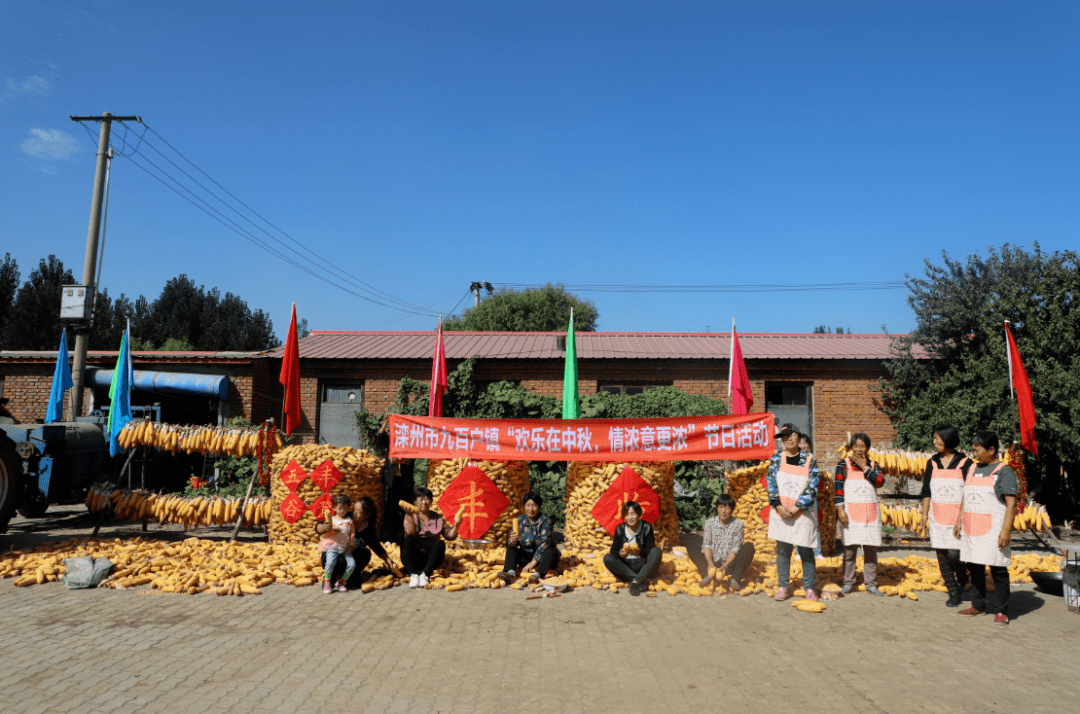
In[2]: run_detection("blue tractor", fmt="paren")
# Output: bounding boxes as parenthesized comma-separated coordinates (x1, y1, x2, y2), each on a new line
(0, 420, 111, 533)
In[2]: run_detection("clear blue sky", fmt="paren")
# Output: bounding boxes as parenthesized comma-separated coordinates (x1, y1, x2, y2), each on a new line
(3, 1, 1077, 340)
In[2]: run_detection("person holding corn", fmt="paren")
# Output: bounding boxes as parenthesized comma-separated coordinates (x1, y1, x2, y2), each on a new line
(603, 501, 661, 596)
(403, 487, 464, 589)
(497, 491, 558, 585)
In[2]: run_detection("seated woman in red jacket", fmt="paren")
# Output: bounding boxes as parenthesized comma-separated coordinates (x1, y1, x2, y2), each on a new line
(602, 501, 662, 596)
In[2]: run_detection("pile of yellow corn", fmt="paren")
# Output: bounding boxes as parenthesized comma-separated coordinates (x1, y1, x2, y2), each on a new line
(85, 487, 272, 530)
(117, 419, 282, 457)
(1, 534, 1063, 598)
(727, 461, 776, 561)
(268, 445, 384, 546)
(425, 459, 529, 544)
(562, 461, 679, 553)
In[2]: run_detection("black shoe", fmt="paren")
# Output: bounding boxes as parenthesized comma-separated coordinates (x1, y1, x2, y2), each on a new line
(629, 582, 642, 596)
(946, 592, 962, 607)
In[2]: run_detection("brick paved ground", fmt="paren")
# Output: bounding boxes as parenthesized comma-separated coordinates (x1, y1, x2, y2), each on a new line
(3, 508, 1078, 714)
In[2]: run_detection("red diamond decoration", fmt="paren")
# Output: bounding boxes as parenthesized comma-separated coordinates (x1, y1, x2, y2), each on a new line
(279, 460, 308, 491)
(309, 493, 334, 522)
(437, 465, 510, 541)
(279, 492, 307, 524)
(760, 505, 770, 525)
(590, 466, 661, 536)
(310, 459, 343, 492)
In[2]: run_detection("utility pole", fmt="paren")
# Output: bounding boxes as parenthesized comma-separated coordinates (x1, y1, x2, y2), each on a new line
(470, 281, 493, 307)
(68, 113, 141, 418)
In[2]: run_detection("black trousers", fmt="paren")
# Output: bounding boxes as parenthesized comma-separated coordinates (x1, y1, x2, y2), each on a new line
(966, 562, 1010, 615)
(603, 547, 662, 585)
(934, 548, 969, 597)
(502, 545, 559, 577)
(401, 537, 446, 577)
(320, 547, 371, 588)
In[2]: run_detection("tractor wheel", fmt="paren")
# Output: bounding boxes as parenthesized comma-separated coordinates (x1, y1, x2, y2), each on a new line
(0, 440, 21, 533)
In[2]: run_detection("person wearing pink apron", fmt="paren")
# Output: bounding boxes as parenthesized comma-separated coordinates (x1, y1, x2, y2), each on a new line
(918, 425, 973, 607)
(953, 431, 1018, 626)
(834, 433, 885, 595)
(767, 426, 821, 601)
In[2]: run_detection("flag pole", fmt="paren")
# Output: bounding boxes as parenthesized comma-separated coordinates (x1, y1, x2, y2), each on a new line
(1005, 320, 1014, 399)
(727, 317, 735, 404)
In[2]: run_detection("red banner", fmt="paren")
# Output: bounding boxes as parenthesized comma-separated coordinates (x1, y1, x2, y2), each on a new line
(388, 413, 774, 462)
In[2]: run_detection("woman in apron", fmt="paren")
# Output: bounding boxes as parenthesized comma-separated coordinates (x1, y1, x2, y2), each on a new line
(834, 433, 885, 595)
(768, 426, 821, 601)
(953, 430, 1018, 626)
(918, 425, 973, 607)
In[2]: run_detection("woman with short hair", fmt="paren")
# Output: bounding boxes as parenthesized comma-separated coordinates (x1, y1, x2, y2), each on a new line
(602, 501, 662, 596)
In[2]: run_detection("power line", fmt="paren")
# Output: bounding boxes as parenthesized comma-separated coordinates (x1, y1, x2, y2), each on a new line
(101, 122, 442, 317)
(117, 122, 436, 316)
(495, 281, 908, 293)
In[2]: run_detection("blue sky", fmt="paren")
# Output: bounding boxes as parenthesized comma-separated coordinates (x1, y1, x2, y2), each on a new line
(2, 1, 1077, 340)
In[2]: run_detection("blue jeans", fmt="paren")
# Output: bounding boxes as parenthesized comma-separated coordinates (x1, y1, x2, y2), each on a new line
(323, 550, 356, 582)
(776, 541, 816, 590)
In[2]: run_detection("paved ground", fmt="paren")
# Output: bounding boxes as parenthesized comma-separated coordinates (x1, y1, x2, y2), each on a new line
(3, 507, 1079, 714)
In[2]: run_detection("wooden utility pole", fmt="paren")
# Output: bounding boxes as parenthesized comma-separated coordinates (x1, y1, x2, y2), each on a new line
(68, 113, 141, 418)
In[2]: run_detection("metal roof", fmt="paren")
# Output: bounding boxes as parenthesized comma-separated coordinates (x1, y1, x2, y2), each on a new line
(263, 331, 923, 361)
(0, 350, 261, 361)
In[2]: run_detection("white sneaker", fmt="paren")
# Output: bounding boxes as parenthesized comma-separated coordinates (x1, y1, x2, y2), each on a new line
(409, 574, 419, 588)
(418, 573, 429, 588)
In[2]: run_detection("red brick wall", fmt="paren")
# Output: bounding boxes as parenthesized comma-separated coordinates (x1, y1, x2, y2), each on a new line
(251, 356, 895, 451)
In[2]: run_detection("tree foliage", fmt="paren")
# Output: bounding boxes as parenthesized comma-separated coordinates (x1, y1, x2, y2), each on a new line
(443, 283, 599, 332)
(882, 244, 1080, 513)
(0, 254, 21, 344)
(0, 256, 74, 350)
(0, 256, 281, 352)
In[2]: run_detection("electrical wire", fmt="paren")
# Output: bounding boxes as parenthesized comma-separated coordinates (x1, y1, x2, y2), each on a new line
(494, 281, 907, 293)
(116, 122, 436, 316)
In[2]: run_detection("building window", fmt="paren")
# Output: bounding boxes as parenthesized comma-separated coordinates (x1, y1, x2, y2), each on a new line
(322, 383, 364, 405)
(598, 382, 672, 396)
(765, 383, 814, 443)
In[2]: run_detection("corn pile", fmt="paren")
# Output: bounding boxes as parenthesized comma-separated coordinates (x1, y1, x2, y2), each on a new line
(426, 459, 529, 544)
(0, 536, 407, 594)
(727, 461, 775, 561)
(836, 445, 933, 478)
(562, 461, 679, 553)
(118, 419, 282, 457)
(85, 487, 272, 530)
(268, 445, 384, 546)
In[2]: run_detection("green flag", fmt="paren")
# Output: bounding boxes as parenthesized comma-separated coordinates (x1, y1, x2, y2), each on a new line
(562, 309, 579, 419)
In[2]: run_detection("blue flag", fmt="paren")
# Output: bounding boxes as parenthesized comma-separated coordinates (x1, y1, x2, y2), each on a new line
(106, 326, 134, 457)
(45, 329, 73, 423)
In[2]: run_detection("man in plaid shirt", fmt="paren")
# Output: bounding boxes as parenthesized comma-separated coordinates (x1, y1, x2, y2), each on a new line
(699, 493, 756, 590)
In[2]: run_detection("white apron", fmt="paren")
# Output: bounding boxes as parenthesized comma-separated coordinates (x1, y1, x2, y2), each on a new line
(927, 457, 967, 550)
(767, 456, 819, 549)
(840, 459, 882, 547)
(959, 463, 1011, 567)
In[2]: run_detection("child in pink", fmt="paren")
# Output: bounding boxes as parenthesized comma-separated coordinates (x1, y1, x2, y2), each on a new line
(319, 494, 355, 594)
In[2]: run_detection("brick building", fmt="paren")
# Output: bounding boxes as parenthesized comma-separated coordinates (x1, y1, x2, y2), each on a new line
(1, 332, 918, 455)
(263, 331, 916, 454)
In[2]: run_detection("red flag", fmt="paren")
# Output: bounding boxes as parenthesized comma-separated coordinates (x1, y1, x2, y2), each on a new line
(428, 320, 448, 417)
(1004, 321, 1038, 455)
(728, 327, 754, 414)
(279, 303, 301, 435)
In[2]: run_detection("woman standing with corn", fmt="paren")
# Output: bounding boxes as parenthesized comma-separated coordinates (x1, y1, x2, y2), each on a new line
(918, 425, 973, 607)
(835, 433, 885, 595)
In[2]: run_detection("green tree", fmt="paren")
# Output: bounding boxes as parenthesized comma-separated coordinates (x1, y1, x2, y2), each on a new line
(1, 256, 74, 350)
(443, 283, 599, 332)
(882, 243, 1080, 514)
(0, 254, 21, 346)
